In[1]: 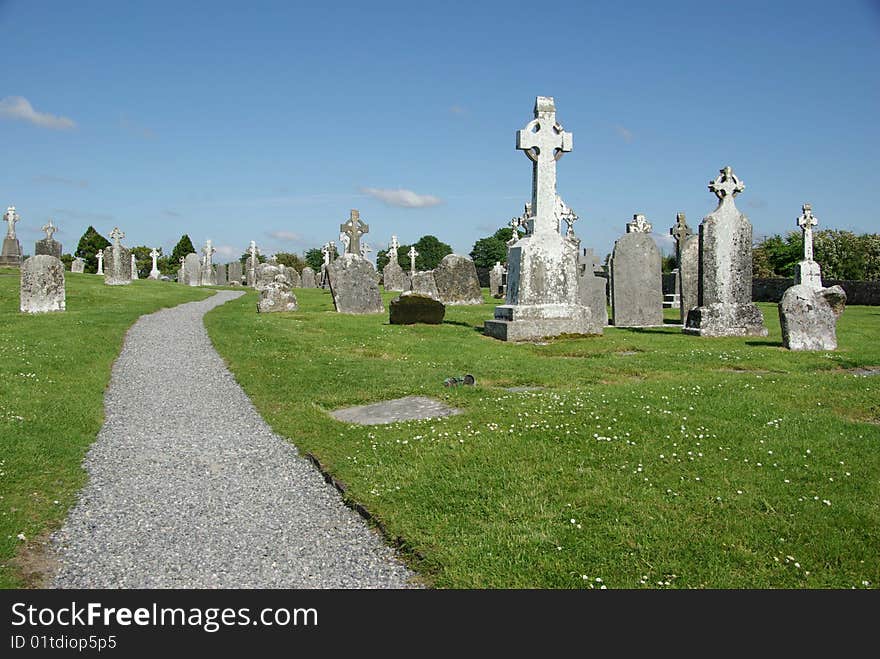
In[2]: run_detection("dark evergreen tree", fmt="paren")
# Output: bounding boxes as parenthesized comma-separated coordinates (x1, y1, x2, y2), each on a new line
(304, 248, 323, 271)
(169, 234, 196, 268)
(74, 226, 110, 273)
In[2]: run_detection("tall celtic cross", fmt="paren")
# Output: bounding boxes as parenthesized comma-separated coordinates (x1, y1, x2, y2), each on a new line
(388, 235, 400, 259)
(670, 212, 692, 263)
(109, 227, 125, 248)
(150, 248, 160, 270)
(340, 209, 368, 256)
(203, 239, 215, 266)
(709, 166, 745, 206)
(516, 96, 572, 236)
(321, 242, 332, 265)
(797, 203, 818, 261)
(4, 206, 20, 239)
(408, 246, 419, 275)
(42, 219, 57, 241)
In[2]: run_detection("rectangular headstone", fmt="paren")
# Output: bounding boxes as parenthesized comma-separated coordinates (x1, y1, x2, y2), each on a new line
(610, 215, 663, 327)
(20, 255, 65, 313)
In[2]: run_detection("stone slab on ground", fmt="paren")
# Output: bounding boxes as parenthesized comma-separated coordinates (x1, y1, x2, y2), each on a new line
(389, 292, 445, 324)
(330, 396, 461, 425)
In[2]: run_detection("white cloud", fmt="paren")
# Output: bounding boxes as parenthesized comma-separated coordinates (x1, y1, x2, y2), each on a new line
(360, 187, 443, 208)
(0, 96, 76, 130)
(614, 125, 634, 143)
(267, 230, 302, 242)
(214, 245, 238, 258)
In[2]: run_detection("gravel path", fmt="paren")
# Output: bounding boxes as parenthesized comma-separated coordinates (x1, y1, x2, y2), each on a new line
(52, 290, 417, 588)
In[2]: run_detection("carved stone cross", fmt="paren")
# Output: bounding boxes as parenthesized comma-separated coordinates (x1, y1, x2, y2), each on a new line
(709, 166, 745, 204)
(321, 242, 332, 265)
(340, 209, 369, 256)
(626, 213, 652, 234)
(388, 235, 400, 259)
(42, 219, 57, 241)
(408, 246, 419, 275)
(109, 227, 125, 247)
(4, 206, 20, 239)
(670, 212, 692, 246)
(555, 195, 578, 238)
(97, 249, 104, 274)
(203, 239, 215, 266)
(797, 203, 818, 262)
(150, 248, 160, 271)
(361, 242, 372, 259)
(516, 96, 572, 235)
(509, 202, 533, 243)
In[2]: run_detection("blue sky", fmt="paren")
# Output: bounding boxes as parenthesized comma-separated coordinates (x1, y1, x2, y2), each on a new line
(1, 0, 878, 262)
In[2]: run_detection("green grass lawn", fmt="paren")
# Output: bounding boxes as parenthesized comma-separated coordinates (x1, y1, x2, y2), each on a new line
(0, 268, 212, 588)
(206, 287, 880, 588)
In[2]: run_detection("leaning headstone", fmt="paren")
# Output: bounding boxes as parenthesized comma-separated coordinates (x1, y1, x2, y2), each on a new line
(489, 262, 506, 298)
(389, 292, 445, 324)
(20, 255, 65, 313)
(71, 257, 85, 273)
(671, 212, 698, 324)
(215, 262, 227, 285)
(577, 248, 608, 327)
(285, 266, 302, 288)
(610, 214, 663, 327)
(104, 227, 132, 286)
(1, 205, 23, 267)
(484, 97, 599, 340)
(326, 253, 384, 314)
(130, 253, 139, 280)
(383, 260, 410, 292)
(257, 274, 298, 313)
(779, 285, 846, 351)
(684, 166, 767, 337)
(228, 261, 243, 285)
(183, 253, 201, 286)
(301, 265, 317, 288)
(779, 203, 845, 350)
(433, 254, 483, 305)
(35, 219, 62, 258)
(410, 270, 440, 299)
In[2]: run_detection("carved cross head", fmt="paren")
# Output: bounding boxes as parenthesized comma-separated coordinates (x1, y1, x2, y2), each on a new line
(42, 219, 57, 240)
(109, 227, 125, 246)
(670, 212, 692, 245)
(626, 213, 653, 234)
(709, 166, 745, 202)
(516, 96, 572, 164)
(797, 203, 818, 231)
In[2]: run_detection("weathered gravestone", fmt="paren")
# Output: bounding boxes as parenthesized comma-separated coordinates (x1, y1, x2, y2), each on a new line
(489, 262, 506, 298)
(671, 212, 698, 323)
(257, 274, 298, 313)
(1, 205, 23, 267)
(389, 292, 446, 324)
(301, 265, 317, 288)
(434, 254, 483, 305)
(254, 262, 282, 291)
(382, 235, 410, 291)
(685, 167, 767, 337)
(326, 210, 384, 314)
(200, 240, 216, 286)
(227, 261, 243, 285)
(410, 270, 439, 299)
(246, 241, 259, 287)
(282, 265, 301, 288)
(484, 97, 599, 340)
(183, 253, 201, 286)
(130, 253, 139, 280)
(104, 227, 132, 286)
(610, 214, 663, 327)
(215, 262, 227, 285)
(577, 248, 608, 327)
(96, 249, 104, 275)
(20, 255, 66, 313)
(71, 257, 85, 273)
(779, 204, 846, 350)
(35, 219, 62, 258)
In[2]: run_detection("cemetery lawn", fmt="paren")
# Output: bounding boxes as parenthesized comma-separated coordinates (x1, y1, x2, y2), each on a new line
(0, 269, 213, 588)
(207, 289, 880, 589)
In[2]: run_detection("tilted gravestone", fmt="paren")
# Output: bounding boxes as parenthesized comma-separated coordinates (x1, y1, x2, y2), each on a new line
(71, 257, 85, 273)
(327, 253, 384, 314)
(301, 266, 317, 288)
(390, 292, 445, 324)
(610, 214, 663, 327)
(1, 206, 22, 267)
(410, 270, 440, 299)
(484, 97, 599, 340)
(183, 253, 201, 286)
(577, 248, 608, 327)
(257, 274, 298, 313)
(684, 167, 767, 337)
(20, 255, 65, 313)
(433, 254, 483, 305)
(104, 228, 132, 286)
(35, 219, 62, 258)
(671, 212, 698, 323)
(779, 204, 846, 350)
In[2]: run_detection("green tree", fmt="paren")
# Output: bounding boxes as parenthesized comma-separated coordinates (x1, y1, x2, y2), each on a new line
(74, 226, 110, 273)
(813, 230, 867, 280)
(411, 235, 452, 271)
(239, 250, 266, 266)
(130, 246, 154, 279)
(469, 227, 517, 268)
(59, 253, 74, 271)
(169, 234, 196, 268)
(304, 248, 323, 271)
(661, 254, 677, 273)
(275, 252, 305, 272)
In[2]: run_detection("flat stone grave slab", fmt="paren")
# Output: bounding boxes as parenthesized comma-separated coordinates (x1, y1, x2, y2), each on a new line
(329, 396, 461, 425)
(504, 386, 546, 392)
